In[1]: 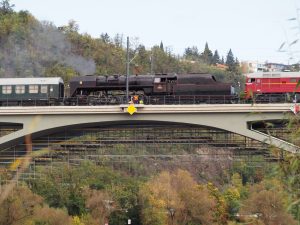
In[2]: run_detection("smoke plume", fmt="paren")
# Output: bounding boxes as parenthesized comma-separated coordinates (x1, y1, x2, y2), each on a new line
(0, 20, 96, 77)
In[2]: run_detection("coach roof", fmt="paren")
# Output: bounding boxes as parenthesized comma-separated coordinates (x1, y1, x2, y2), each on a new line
(246, 72, 300, 79)
(0, 77, 64, 85)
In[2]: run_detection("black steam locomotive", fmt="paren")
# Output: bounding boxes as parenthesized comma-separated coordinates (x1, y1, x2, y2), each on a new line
(0, 73, 235, 106)
(67, 73, 235, 105)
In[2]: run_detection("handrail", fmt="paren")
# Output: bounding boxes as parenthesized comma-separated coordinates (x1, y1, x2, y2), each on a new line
(250, 127, 300, 153)
(0, 94, 296, 107)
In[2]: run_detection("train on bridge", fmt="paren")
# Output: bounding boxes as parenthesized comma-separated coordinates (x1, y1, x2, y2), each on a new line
(0, 72, 299, 105)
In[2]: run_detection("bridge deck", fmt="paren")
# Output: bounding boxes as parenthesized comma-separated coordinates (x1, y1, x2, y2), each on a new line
(0, 103, 294, 114)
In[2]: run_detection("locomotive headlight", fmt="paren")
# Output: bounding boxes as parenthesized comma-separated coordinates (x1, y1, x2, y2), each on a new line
(79, 81, 83, 85)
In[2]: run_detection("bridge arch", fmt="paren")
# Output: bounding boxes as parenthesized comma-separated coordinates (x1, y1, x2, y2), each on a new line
(0, 105, 297, 153)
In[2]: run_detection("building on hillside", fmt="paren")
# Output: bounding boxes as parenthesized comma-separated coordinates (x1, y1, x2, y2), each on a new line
(215, 63, 228, 70)
(241, 61, 290, 73)
(265, 63, 288, 72)
(241, 61, 267, 73)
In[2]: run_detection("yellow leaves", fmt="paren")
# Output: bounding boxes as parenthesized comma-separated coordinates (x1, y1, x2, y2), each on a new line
(72, 216, 85, 225)
(140, 170, 217, 225)
(9, 158, 22, 170)
(231, 173, 243, 189)
(154, 199, 167, 208)
(224, 187, 240, 201)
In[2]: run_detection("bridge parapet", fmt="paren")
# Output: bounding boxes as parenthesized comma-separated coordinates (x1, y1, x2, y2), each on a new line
(0, 103, 294, 115)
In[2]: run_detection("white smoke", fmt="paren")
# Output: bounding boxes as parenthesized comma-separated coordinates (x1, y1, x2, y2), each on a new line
(0, 20, 96, 77)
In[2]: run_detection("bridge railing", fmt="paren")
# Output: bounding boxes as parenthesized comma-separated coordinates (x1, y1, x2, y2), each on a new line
(0, 94, 294, 106)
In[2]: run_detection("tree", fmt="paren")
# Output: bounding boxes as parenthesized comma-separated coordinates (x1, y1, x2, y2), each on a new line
(100, 33, 111, 43)
(226, 49, 236, 72)
(212, 50, 221, 65)
(159, 41, 164, 51)
(134, 44, 151, 74)
(83, 188, 112, 224)
(235, 57, 240, 72)
(221, 56, 225, 64)
(0, 0, 14, 15)
(151, 45, 178, 73)
(114, 33, 123, 48)
(278, 153, 300, 221)
(184, 46, 199, 61)
(0, 186, 43, 224)
(207, 182, 228, 224)
(139, 170, 216, 225)
(240, 180, 297, 225)
(200, 42, 213, 65)
(33, 206, 72, 225)
(225, 49, 240, 73)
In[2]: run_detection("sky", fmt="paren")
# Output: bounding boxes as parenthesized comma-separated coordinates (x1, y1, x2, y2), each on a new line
(12, 0, 300, 64)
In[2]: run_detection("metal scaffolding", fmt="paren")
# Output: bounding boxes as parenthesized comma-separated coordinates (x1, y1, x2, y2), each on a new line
(0, 122, 287, 183)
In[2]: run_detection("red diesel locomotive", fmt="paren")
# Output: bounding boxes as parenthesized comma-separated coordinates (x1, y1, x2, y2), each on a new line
(245, 72, 300, 102)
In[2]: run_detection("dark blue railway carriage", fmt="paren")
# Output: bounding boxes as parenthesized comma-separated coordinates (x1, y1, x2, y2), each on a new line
(0, 77, 64, 106)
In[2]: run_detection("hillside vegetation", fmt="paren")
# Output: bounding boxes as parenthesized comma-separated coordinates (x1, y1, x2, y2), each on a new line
(0, 0, 243, 87)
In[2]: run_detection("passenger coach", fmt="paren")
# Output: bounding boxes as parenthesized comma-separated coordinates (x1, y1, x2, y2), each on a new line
(0, 77, 64, 106)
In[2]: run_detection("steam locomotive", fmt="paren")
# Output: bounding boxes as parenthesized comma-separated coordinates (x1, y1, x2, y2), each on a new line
(0, 73, 236, 106)
(67, 73, 235, 105)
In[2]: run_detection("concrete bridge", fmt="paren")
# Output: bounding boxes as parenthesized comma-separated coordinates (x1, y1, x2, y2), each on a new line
(0, 103, 298, 153)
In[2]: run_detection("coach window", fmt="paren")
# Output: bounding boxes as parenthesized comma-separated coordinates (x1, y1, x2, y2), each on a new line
(41, 85, 48, 94)
(29, 85, 39, 94)
(15, 85, 25, 94)
(248, 78, 255, 83)
(2, 85, 12, 94)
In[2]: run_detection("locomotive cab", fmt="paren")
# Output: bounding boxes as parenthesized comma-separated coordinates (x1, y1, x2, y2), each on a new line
(153, 75, 177, 94)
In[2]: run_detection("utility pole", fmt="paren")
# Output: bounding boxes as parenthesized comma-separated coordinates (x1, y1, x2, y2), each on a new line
(126, 36, 130, 102)
(150, 52, 154, 74)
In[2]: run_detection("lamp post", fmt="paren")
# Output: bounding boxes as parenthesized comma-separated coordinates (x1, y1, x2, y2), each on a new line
(126, 36, 130, 103)
(125, 37, 139, 103)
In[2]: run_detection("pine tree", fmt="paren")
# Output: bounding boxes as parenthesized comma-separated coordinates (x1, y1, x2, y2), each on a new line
(226, 49, 236, 72)
(184, 46, 199, 60)
(100, 33, 110, 43)
(160, 41, 164, 51)
(200, 42, 213, 65)
(212, 50, 220, 65)
(235, 57, 240, 72)
(221, 56, 225, 64)
(0, 0, 14, 14)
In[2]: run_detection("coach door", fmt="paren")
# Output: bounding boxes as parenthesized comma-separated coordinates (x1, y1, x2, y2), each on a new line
(255, 78, 261, 92)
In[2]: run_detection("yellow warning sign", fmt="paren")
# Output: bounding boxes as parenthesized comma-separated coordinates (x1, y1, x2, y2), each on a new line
(127, 104, 137, 115)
